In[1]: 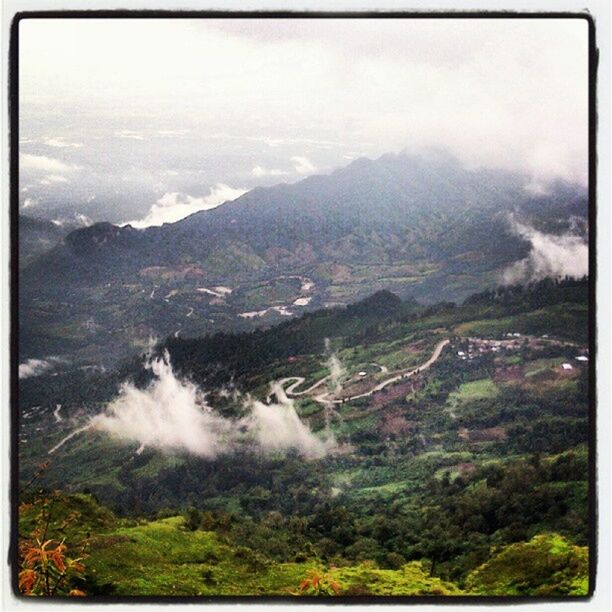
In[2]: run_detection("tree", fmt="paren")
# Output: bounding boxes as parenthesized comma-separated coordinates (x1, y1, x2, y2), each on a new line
(466, 533, 588, 596)
(184, 507, 202, 531)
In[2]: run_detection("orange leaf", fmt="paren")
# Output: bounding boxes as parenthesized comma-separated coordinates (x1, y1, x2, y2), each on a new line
(18, 569, 37, 594)
(50, 550, 66, 573)
(23, 547, 43, 566)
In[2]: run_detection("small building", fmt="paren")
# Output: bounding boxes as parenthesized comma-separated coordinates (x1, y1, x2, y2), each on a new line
(457, 351, 465, 356)
(358, 371, 367, 377)
(575, 356, 589, 362)
(562, 363, 573, 371)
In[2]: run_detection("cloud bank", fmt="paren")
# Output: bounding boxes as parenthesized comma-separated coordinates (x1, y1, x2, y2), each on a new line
(502, 218, 589, 284)
(90, 352, 330, 459)
(125, 184, 247, 228)
(19, 19, 587, 223)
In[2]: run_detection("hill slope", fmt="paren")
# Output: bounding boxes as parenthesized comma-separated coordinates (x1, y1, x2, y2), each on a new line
(19, 151, 587, 364)
(17, 280, 590, 597)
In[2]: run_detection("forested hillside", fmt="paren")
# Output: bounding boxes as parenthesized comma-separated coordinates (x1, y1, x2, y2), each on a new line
(18, 278, 591, 597)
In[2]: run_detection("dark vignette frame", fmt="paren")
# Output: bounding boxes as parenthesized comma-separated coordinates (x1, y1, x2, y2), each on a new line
(7, 9, 598, 605)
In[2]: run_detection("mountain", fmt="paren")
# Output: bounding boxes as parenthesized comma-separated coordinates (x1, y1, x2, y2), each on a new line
(19, 151, 587, 364)
(18, 213, 94, 269)
(18, 215, 69, 268)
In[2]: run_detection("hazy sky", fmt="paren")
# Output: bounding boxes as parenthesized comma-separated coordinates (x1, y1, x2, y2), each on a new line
(19, 17, 589, 226)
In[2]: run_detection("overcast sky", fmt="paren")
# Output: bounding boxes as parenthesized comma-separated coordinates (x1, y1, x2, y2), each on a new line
(19, 17, 589, 226)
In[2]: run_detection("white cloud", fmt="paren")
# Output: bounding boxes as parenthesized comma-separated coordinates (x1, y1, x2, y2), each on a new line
(252, 165, 288, 177)
(21, 198, 37, 209)
(75, 213, 93, 226)
(51, 212, 93, 227)
(44, 137, 83, 148)
(502, 218, 589, 284)
(40, 174, 69, 185)
(115, 129, 145, 140)
(263, 137, 284, 148)
(91, 354, 232, 458)
(242, 384, 328, 458)
(91, 352, 330, 459)
(20, 153, 80, 174)
(19, 357, 64, 378)
(157, 129, 189, 136)
(291, 156, 316, 175)
(125, 183, 248, 228)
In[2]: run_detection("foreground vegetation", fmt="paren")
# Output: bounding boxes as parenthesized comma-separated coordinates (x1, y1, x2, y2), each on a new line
(18, 493, 587, 597)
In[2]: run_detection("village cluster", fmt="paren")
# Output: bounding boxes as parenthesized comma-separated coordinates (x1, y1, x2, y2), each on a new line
(455, 334, 589, 371)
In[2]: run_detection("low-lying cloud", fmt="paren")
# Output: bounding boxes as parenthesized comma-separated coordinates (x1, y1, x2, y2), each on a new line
(114, 129, 145, 140)
(51, 212, 93, 227)
(90, 352, 330, 459)
(291, 156, 317, 175)
(19, 357, 63, 379)
(40, 174, 69, 185)
(252, 165, 289, 178)
(124, 184, 247, 228)
(242, 384, 328, 458)
(44, 137, 84, 149)
(502, 218, 589, 284)
(20, 153, 81, 174)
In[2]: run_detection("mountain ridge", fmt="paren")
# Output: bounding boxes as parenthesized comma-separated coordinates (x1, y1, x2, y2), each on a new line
(19, 150, 587, 364)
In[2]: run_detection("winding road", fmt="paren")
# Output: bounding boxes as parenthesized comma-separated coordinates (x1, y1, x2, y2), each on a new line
(278, 338, 450, 407)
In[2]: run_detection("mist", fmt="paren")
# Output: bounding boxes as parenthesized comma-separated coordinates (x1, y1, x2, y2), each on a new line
(19, 357, 63, 379)
(326, 354, 346, 395)
(89, 352, 330, 459)
(19, 18, 588, 224)
(502, 218, 589, 284)
(242, 383, 329, 459)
